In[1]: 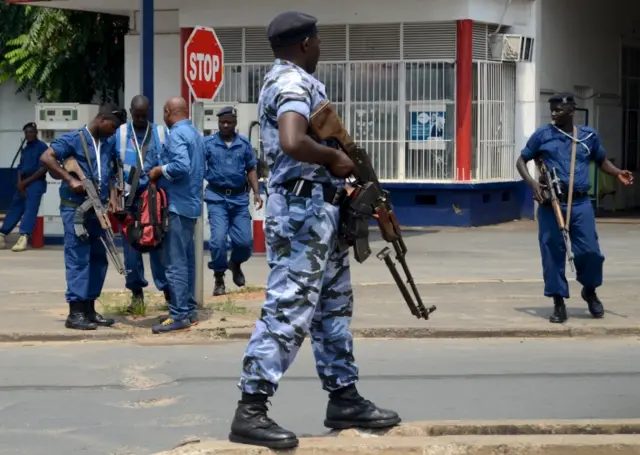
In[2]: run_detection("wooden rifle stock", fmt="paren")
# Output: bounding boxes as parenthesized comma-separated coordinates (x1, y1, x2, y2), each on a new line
(308, 100, 436, 320)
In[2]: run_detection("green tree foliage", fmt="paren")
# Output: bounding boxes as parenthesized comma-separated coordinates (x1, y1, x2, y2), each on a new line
(0, 4, 128, 104)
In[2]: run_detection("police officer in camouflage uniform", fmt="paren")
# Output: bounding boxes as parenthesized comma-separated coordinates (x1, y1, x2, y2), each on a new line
(228, 11, 401, 451)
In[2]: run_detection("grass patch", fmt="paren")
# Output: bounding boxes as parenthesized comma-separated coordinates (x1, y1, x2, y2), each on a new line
(97, 285, 264, 317)
(207, 297, 249, 315)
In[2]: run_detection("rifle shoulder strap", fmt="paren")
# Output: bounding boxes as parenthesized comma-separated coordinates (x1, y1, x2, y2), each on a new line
(565, 126, 578, 228)
(78, 131, 100, 191)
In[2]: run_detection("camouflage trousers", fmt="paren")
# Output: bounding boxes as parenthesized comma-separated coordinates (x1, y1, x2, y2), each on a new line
(238, 187, 359, 396)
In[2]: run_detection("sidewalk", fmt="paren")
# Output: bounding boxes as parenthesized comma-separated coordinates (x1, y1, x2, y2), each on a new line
(153, 420, 640, 455)
(1, 220, 640, 342)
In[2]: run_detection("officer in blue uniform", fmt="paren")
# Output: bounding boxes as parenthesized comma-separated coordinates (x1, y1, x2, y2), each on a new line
(0, 123, 49, 252)
(115, 95, 170, 312)
(204, 106, 262, 296)
(228, 12, 400, 450)
(516, 94, 634, 324)
(147, 97, 205, 334)
(40, 105, 126, 331)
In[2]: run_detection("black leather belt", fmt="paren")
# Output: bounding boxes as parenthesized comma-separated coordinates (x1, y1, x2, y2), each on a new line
(208, 184, 247, 196)
(281, 179, 346, 205)
(558, 191, 589, 203)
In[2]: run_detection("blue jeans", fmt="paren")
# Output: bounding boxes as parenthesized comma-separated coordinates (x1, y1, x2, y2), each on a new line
(206, 199, 252, 273)
(123, 239, 168, 293)
(0, 181, 46, 237)
(163, 212, 197, 320)
(61, 207, 109, 304)
(538, 198, 605, 298)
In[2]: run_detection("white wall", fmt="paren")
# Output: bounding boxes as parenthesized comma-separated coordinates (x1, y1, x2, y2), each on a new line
(124, 10, 180, 123)
(537, 0, 640, 210)
(178, 0, 531, 27)
(0, 81, 38, 167)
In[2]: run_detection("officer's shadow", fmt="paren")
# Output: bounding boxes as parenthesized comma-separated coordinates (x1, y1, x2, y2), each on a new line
(514, 305, 627, 321)
(107, 307, 215, 330)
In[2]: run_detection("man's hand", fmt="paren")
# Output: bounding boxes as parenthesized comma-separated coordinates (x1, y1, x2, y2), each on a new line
(69, 178, 85, 194)
(15, 181, 26, 198)
(253, 193, 263, 211)
(344, 184, 379, 219)
(329, 152, 354, 178)
(531, 181, 547, 204)
(149, 166, 163, 182)
(617, 170, 634, 186)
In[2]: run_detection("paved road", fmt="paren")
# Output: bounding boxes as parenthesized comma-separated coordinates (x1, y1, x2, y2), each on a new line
(1, 338, 640, 455)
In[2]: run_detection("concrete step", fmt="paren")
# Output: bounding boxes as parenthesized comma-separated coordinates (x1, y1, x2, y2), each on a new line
(153, 420, 640, 455)
(154, 434, 640, 455)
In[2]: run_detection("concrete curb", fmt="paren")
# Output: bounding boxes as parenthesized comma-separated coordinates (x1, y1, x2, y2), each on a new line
(153, 420, 640, 454)
(155, 435, 640, 455)
(2, 325, 640, 343)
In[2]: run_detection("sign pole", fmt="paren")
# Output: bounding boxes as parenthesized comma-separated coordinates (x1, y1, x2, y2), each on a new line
(192, 100, 205, 308)
(183, 26, 224, 308)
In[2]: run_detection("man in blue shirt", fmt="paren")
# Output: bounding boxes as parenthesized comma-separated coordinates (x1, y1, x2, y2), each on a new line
(204, 106, 262, 296)
(115, 95, 170, 313)
(0, 123, 49, 252)
(147, 96, 205, 334)
(40, 105, 126, 331)
(516, 94, 634, 324)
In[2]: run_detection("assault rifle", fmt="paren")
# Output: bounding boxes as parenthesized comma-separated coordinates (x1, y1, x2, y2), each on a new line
(536, 160, 575, 272)
(309, 100, 436, 320)
(63, 157, 127, 275)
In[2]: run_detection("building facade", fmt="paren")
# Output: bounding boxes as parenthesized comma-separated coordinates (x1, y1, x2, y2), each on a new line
(2, 0, 640, 226)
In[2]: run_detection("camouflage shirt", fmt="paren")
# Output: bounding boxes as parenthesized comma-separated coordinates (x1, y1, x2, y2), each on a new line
(258, 58, 344, 189)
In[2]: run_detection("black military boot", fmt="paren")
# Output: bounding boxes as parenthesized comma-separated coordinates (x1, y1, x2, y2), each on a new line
(65, 302, 97, 330)
(228, 260, 246, 287)
(86, 301, 115, 327)
(213, 272, 226, 296)
(126, 290, 145, 314)
(324, 385, 401, 430)
(549, 296, 567, 323)
(228, 394, 299, 450)
(581, 287, 604, 318)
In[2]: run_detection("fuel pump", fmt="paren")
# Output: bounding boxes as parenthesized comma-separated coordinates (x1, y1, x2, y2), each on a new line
(36, 103, 100, 237)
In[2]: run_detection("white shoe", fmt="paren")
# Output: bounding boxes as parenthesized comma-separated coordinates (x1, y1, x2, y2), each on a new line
(11, 235, 28, 252)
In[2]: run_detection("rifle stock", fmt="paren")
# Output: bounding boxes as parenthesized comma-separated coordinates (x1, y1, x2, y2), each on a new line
(309, 100, 436, 320)
(537, 160, 575, 272)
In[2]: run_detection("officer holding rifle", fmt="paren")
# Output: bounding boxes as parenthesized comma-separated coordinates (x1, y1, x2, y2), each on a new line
(516, 94, 634, 324)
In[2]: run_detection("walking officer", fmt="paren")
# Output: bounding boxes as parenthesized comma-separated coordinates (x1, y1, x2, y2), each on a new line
(39, 105, 126, 330)
(204, 106, 262, 296)
(115, 95, 170, 312)
(0, 123, 49, 252)
(516, 94, 634, 324)
(228, 11, 400, 450)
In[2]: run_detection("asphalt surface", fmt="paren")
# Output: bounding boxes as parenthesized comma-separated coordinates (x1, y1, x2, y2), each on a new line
(1, 338, 640, 455)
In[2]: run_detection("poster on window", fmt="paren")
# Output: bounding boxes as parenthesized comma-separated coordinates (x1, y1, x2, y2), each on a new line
(409, 104, 446, 141)
(408, 103, 447, 151)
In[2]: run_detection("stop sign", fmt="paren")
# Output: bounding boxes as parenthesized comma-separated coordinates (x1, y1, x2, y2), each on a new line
(184, 26, 224, 101)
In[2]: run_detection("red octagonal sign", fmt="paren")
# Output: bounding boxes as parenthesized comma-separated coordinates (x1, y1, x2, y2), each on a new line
(184, 26, 224, 101)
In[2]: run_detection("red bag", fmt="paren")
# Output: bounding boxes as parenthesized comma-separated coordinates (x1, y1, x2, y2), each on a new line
(121, 183, 169, 252)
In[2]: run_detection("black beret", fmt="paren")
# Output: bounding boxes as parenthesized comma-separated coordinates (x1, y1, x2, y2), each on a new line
(548, 93, 575, 105)
(267, 11, 318, 47)
(22, 122, 37, 131)
(217, 106, 237, 117)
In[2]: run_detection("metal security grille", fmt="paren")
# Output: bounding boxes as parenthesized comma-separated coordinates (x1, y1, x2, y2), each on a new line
(472, 60, 517, 180)
(204, 23, 515, 182)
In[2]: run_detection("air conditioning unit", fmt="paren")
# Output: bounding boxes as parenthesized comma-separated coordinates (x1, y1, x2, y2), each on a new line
(489, 34, 534, 62)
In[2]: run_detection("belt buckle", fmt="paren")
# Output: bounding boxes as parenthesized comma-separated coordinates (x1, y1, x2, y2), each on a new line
(225, 189, 232, 196)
